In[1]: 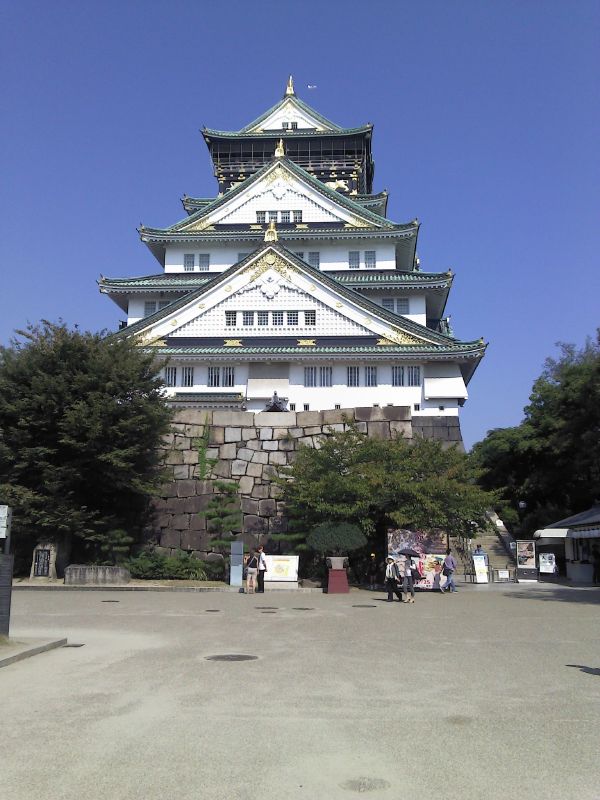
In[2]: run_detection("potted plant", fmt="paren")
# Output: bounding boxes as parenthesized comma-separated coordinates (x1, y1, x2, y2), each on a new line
(306, 522, 367, 593)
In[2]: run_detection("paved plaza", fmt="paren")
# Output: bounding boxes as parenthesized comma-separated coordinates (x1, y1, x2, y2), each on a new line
(2, 583, 600, 800)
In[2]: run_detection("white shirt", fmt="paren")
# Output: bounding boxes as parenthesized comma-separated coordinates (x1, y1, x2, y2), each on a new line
(258, 552, 267, 571)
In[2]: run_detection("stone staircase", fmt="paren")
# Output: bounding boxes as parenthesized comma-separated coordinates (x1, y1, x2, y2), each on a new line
(450, 524, 516, 582)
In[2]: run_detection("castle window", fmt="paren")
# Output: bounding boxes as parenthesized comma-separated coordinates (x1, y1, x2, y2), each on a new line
(243, 311, 254, 326)
(287, 311, 298, 326)
(304, 310, 316, 326)
(225, 311, 237, 327)
(184, 254, 195, 271)
(165, 367, 177, 387)
(347, 366, 359, 387)
(257, 311, 269, 326)
(272, 311, 284, 326)
(182, 367, 194, 387)
(294, 251, 304, 260)
(365, 251, 377, 269)
(289, 403, 296, 411)
(319, 366, 332, 387)
(382, 298, 395, 312)
(407, 366, 421, 386)
(222, 367, 235, 387)
(303, 404, 310, 411)
(144, 301, 157, 316)
(396, 298, 409, 314)
(198, 254, 210, 271)
(349, 251, 360, 270)
(208, 367, 220, 387)
(304, 366, 317, 387)
(308, 252, 320, 269)
(256, 211, 266, 224)
(392, 366, 405, 387)
(281, 211, 290, 223)
(158, 300, 171, 310)
(414, 403, 420, 411)
(268, 210, 278, 223)
(292, 210, 302, 223)
(365, 366, 378, 387)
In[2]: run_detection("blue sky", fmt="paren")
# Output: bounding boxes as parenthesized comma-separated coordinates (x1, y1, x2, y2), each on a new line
(2, 0, 598, 448)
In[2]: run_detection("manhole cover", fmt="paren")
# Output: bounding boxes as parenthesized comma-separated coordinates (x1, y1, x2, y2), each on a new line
(255, 606, 278, 610)
(292, 607, 314, 611)
(352, 604, 377, 608)
(340, 777, 391, 792)
(205, 654, 258, 662)
(101, 600, 120, 603)
(63, 643, 85, 648)
(205, 609, 220, 613)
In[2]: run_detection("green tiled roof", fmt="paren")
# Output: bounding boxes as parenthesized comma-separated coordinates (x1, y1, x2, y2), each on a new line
(334, 272, 452, 287)
(151, 343, 484, 357)
(203, 125, 372, 139)
(99, 274, 212, 290)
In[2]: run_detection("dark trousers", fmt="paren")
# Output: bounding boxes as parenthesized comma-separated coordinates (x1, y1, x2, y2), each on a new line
(386, 578, 402, 601)
(257, 570, 265, 593)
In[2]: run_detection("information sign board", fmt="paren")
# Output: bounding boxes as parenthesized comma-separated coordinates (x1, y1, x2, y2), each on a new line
(264, 555, 299, 582)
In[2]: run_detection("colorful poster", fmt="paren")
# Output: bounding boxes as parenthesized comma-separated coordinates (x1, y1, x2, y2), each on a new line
(539, 553, 556, 574)
(472, 554, 489, 583)
(387, 528, 447, 590)
(263, 555, 299, 582)
(516, 540, 536, 569)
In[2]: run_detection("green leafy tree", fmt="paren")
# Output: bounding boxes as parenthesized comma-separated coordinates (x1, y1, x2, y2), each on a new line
(306, 522, 367, 554)
(0, 321, 172, 569)
(280, 425, 493, 550)
(473, 331, 600, 533)
(202, 479, 242, 551)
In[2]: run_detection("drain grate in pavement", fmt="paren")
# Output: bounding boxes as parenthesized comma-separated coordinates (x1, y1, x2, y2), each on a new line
(205, 654, 258, 662)
(255, 606, 278, 610)
(261, 611, 277, 614)
(292, 607, 314, 611)
(63, 643, 85, 648)
(101, 600, 120, 603)
(352, 604, 377, 608)
(205, 609, 220, 613)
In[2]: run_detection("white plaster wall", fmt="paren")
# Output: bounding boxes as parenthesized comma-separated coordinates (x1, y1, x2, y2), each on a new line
(361, 291, 427, 325)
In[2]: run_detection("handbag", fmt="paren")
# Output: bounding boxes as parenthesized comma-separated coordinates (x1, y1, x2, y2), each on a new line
(411, 568, 420, 582)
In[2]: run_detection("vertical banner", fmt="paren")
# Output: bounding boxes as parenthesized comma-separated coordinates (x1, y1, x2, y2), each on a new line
(539, 553, 556, 574)
(472, 554, 489, 583)
(516, 540, 537, 581)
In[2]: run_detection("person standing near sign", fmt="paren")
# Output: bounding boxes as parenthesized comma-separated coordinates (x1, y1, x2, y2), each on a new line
(257, 545, 267, 593)
(384, 557, 402, 602)
(245, 551, 259, 594)
(441, 549, 458, 593)
(401, 556, 415, 604)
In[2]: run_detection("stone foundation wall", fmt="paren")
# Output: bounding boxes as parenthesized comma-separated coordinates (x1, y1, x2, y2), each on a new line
(148, 407, 463, 558)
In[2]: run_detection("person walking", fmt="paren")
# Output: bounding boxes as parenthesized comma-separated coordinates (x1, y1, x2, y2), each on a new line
(401, 555, 415, 603)
(367, 553, 379, 590)
(245, 550, 259, 594)
(257, 545, 267, 593)
(441, 548, 458, 593)
(384, 557, 402, 602)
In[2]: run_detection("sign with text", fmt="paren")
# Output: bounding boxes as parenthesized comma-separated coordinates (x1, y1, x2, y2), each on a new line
(472, 554, 489, 583)
(516, 540, 537, 581)
(264, 555, 299, 582)
(539, 553, 556, 574)
(0, 506, 12, 540)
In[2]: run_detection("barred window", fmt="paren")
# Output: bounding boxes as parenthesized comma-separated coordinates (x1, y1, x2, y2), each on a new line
(165, 366, 177, 387)
(208, 367, 220, 387)
(292, 210, 302, 223)
(198, 254, 210, 271)
(349, 251, 360, 270)
(268, 210, 278, 222)
(144, 301, 156, 316)
(222, 366, 235, 387)
(407, 366, 421, 387)
(365, 366, 378, 387)
(184, 254, 195, 271)
(257, 311, 269, 326)
(272, 311, 284, 326)
(289, 403, 296, 411)
(182, 367, 194, 387)
(243, 311, 254, 326)
(365, 250, 377, 269)
(396, 298, 409, 314)
(303, 403, 309, 411)
(319, 366, 332, 387)
(347, 366, 360, 387)
(304, 310, 316, 326)
(158, 300, 171, 310)
(294, 251, 304, 260)
(281, 211, 290, 223)
(304, 366, 317, 387)
(308, 252, 320, 269)
(392, 366, 405, 387)
(256, 211, 266, 224)
(382, 298, 395, 312)
(225, 311, 237, 327)
(287, 311, 298, 326)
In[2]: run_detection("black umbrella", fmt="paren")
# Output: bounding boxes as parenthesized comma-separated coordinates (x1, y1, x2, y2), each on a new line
(397, 548, 420, 557)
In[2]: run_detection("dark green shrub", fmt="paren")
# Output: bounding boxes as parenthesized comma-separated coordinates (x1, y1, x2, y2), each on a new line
(306, 522, 367, 555)
(126, 550, 207, 580)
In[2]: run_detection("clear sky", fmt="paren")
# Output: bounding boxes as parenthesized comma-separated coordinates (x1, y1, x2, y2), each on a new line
(2, 0, 598, 449)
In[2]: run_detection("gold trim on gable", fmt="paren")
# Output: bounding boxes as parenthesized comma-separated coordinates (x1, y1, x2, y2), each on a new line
(297, 339, 316, 346)
(224, 339, 242, 347)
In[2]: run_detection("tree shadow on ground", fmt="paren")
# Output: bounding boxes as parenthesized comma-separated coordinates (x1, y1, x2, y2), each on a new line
(566, 664, 600, 677)
(501, 587, 600, 607)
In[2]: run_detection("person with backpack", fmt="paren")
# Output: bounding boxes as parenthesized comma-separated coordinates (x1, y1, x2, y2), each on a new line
(245, 550, 259, 594)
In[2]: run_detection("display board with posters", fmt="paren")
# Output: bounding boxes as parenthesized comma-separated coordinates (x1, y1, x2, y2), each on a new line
(516, 540, 537, 581)
(387, 528, 447, 590)
(472, 554, 489, 583)
(263, 555, 299, 582)
(539, 553, 557, 574)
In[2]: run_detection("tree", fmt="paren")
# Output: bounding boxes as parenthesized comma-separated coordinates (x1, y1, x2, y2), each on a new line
(306, 522, 367, 555)
(0, 322, 172, 569)
(202, 479, 242, 551)
(280, 425, 493, 550)
(472, 331, 600, 533)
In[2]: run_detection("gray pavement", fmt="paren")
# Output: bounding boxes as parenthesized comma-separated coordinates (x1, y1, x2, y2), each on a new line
(2, 583, 600, 800)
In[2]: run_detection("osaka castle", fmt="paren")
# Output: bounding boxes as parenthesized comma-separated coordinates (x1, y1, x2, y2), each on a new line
(100, 77, 486, 419)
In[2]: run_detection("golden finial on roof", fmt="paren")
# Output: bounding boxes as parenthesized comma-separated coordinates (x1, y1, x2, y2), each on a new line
(264, 221, 278, 242)
(285, 75, 295, 96)
(275, 138, 285, 157)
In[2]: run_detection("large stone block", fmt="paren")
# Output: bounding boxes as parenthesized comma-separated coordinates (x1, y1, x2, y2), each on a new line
(183, 449, 200, 465)
(182, 495, 211, 514)
(243, 515, 267, 534)
(174, 409, 212, 425)
(367, 421, 391, 439)
(237, 447, 254, 461)
(382, 406, 411, 421)
(180, 531, 206, 551)
(212, 410, 255, 427)
(206, 448, 220, 460)
(251, 451, 269, 464)
(171, 514, 191, 530)
(173, 435, 190, 451)
(196, 480, 213, 495)
(258, 499, 277, 516)
(212, 460, 231, 479)
(177, 480, 197, 498)
(269, 484, 283, 499)
(241, 497, 259, 514)
(238, 475, 255, 495)
(231, 460, 248, 476)
(390, 420, 412, 438)
(262, 464, 278, 480)
(254, 411, 297, 427)
(184, 424, 206, 438)
(159, 482, 178, 498)
(297, 410, 323, 426)
(241, 427, 257, 440)
(246, 462, 263, 478)
(251, 484, 269, 499)
(246, 439, 262, 451)
(259, 427, 273, 440)
(288, 427, 304, 438)
(165, 451, 184, 465)
(278, 437, 295, 451)
(269, 515, 288, 533)
(160, 530, 182, 548)
(209, 426, 225, 444)
(173, 465, 190, 479)
(324, 423, 344, 432)
(322, 409, 346, 425)
(160, 433, 175, 447)
(225, 427, 242, 442)
(166, 496, 186, 513)
(354, 407, 387, 422)
(305, 426, 322, 435)
(156, 514, 171, 529)
(189, 513, 207, 531)
(354, 421, 368, 433)
(298, 436, 315, 447)
(219, 442, 237, 460)
(262, 440, 279, 451)
(269, 451, 287, 465)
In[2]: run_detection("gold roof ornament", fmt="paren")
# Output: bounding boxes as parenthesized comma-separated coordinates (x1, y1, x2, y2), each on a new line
(275, 138, 285, 157)
(285, 75, 295, 96)
(264, 220, 278, 242)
